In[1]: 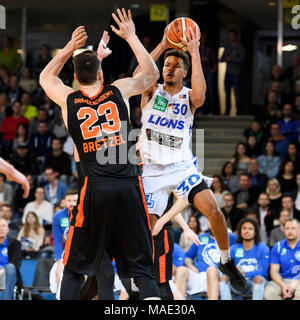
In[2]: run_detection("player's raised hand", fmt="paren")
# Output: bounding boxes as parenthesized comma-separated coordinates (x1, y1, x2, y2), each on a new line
(97, 31, 112, 62)
(161, 24, 172, 50)
(70, 26, 87, 51)
(111, 8, 136, 41)
(152, 218, 164, 237)
(180, 25, 201, 55)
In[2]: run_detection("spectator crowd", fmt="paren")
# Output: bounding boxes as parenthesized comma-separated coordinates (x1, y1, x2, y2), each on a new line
(0, 31, 300, 301)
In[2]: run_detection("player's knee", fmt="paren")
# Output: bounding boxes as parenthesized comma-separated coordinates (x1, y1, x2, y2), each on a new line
(206, 266, 218, 277)
(176, 266, 189, 281)
(253, 276, 263, 284)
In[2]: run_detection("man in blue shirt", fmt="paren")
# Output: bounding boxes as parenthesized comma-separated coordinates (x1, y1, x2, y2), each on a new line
(219, 218, 270, 300)
(51, 189, 78, 298)
(264, 218, 300, 300)
(174, 224, 237, 299)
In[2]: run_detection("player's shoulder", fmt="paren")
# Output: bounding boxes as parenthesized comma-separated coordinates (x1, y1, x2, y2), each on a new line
(53, 207, 68, 220)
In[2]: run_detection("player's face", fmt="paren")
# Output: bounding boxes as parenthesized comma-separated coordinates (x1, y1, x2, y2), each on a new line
(163, 56, 187, 85)
(241, 222, 256, 241)
(284, 221, 299, 241)
(65, 194, 78, 210)
(0, 219, 9, 239)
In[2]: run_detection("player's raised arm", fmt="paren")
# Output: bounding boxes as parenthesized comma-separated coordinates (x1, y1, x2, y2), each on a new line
(181, 26, 206, 113)
(111, 8, 159, 98)
(39, 26, 88, 109)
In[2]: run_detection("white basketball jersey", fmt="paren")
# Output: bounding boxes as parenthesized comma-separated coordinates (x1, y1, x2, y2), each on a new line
(140, 84, 194, 165)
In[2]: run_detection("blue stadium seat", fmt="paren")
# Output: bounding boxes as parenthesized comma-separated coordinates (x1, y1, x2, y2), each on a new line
(19, 259, 37, 287)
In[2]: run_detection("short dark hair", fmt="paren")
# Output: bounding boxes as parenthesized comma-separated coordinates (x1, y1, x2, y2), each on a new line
(164, 49, 190, 70)
(73, 50, 101, 85)
(236, 217, 260, 244)
(65, 189, 78, 197)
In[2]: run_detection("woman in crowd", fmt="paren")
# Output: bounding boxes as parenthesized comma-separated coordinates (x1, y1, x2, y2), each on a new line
(221, 161, 240, 194)
(265, 178, 283, 210)
(277, 160, 297, 194)
(179, 215, 201, 252)
(246, 135, 261, 158)
(230, 142, 251, 175)
(280, 142, 300, 174)
(17, 211, 45, 258)
(11, 123, 28, 152)
(257, 141, 281, 178)
(211, 175, 229, 209)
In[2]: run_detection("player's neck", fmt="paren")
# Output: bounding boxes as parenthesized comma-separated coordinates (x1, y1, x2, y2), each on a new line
(242, 239, 255, 250)
(163, 83, 183, 96)
(80, 80, 103, 97)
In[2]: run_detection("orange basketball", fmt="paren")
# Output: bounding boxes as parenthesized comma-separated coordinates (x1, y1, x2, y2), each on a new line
(167, 17, 199, 52)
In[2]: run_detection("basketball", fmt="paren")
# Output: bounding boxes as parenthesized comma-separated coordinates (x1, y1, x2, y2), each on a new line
(167, 17, 199, 52)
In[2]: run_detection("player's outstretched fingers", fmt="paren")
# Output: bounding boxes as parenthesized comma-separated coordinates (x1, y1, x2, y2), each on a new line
(127, 9, 132, 20)
(117, 8, 125, 22)
(121, 8, 128, 21)
(112, 12, 121, 27)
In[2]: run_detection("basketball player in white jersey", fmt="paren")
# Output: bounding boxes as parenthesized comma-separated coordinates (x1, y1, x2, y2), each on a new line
(136, 24, 247, 293)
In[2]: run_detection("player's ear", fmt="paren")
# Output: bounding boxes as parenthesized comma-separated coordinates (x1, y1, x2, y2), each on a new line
(183, 70, 188, 78)
(98, 70, 104, 83)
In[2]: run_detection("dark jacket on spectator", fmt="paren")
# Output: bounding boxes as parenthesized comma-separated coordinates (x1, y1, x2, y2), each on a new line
(249, 172, 269, 192)
(11, 151, 40, 175)
(222, 207, 244, 232)
(29, 130, 55, 157)
(7, 236, 23, 290)
(44, 152, 71, 176)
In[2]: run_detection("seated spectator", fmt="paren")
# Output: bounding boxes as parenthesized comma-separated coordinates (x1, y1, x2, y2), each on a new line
(52, 112, 68, 140)
(280, 195, 300, 221)
(11, 123, 29, 153)
(14, 174, 35, 217)
(28, 107, 51, 139)
(0, 93, 9, 127)
(250, 192, 274, 243)
(44, 138, 71, 184)
(281, 142, 300, 175)
(276, 161, 297, 194)
(0, 100, 29, 151)
(248, 158, 269, 192)
(20, 92, 38, 122)
(0, 204, 22, 239)
(257, 141, 281, 179)
(264, 64, 290, 98)
(245, 135, 261, 158)
(211, 175, 229, 209)
(52, 189, 78, 287)
(174, 223, 237, 300)
(11, 143, 40, 177)
(230, 142, 251, 175)
(19, 67, 37, 94)
(219, 218, 270, 300)
(34, 44, 52, 78)
(179, 215, 201, 252)
(17, 211, 45, 259)
(221, 192, 244, 233)
(290, 173, 300, 211)
(268, 123, 289, 159)
(0, 173, 14, 207)
(29, 120, 55, 166)
(268, 80, 288, 109)
(43, 167, 68, 207)
(294, 95, 300, 121)
(264, 218, 300, 300)
(221, 161, 240, 194)
(268, 209, 290, 248)
(277, 103, 299, 143)
(0, 35, 22, 74)
(5, 74, 24, 105)
(234, 174, 260, 213)
(39, 93, 60, 126)
(0, 68, 10, 93)
(244, 121, 265, 150)
(266, 178, 283, 210)
(262, 90, 281, 123)
(22, 186, 53, 226)
(0, 217, 22, 300)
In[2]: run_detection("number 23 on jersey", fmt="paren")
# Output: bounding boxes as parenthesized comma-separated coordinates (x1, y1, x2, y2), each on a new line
(77, 101, 121, 140)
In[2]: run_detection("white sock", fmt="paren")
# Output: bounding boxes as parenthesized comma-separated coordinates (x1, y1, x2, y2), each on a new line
(220, 249, 230, 264)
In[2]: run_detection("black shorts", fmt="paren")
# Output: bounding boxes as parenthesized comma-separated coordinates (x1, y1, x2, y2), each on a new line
(63, 175, 155, 280)
(153, 225, 174, 284)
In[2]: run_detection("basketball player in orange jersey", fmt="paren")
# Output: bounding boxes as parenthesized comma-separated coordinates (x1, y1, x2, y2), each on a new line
(135, 23, 247, 293)
(39, 8, 161, 300)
